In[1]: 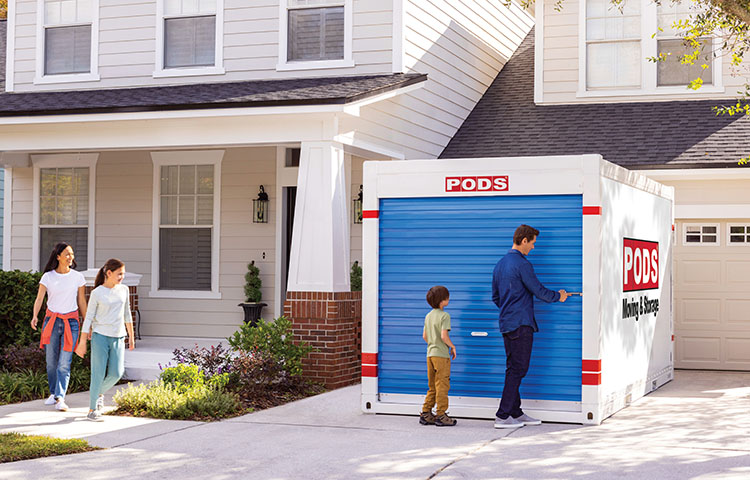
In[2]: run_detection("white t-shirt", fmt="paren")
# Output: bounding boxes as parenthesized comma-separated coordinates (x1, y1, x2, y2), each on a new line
(40, 269, 86, 314)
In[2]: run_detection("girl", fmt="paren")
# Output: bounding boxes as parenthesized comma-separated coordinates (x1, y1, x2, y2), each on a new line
(75, 258, 135, 422)
(32, 243, 88, 412)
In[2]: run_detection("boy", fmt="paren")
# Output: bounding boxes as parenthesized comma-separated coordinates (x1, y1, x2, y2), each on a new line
(419, 285, 457, 427)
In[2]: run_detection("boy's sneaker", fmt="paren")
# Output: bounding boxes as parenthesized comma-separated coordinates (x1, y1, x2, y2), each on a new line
(514, 413, 542, 426)
(86, 410, 103, 422)
(419, 411, 436, 425)
(435, 413, 457, 427)
(54, 399, 69, 411)
(44, 395, 56, 406)
(96, 395, 105, 412)
(494, 416, 524, 429)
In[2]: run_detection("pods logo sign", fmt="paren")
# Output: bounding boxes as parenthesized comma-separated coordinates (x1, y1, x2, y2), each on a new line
(445, 176, 508, 192)
(623, 238, 659, 292)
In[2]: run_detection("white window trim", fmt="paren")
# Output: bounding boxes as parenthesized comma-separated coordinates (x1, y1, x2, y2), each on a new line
(34, 0, 101, 85)
(577, 0, 724, 98)
(682, 222, 720, 246)
(2, 168, 13, 269)
(31, 154, 98, 272)
(726, 223, 750, 247)
(150, 150, 223, 300)
(277, 0, 354, 71)
(153, 0, 226, 78)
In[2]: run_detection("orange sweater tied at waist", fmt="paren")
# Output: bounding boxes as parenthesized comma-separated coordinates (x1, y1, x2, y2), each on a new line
(39, 309, 79, 352)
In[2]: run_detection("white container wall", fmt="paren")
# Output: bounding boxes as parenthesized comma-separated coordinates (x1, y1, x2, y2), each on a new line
(360, 155, 674, 425)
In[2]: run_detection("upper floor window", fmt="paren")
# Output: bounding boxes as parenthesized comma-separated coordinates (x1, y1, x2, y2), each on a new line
(583, 0, 720, 93)
(164, 0, 217, 68)
(43, 0, 93, 75)
(278, 0, 352, 70)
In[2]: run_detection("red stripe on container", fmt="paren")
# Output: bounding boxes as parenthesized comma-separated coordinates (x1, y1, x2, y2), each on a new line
(582, 372, 601, 385)
(362, 210, 379, 219)
(672, 224, 675, 231)
(582, 206, 602, 215)
(362, 365, 378, 377)
(582, 359, 601, 372)
(672, 335, 675, 341)
(362, 353, 378, 365)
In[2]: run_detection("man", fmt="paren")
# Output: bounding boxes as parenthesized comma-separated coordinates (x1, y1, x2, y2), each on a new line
(492, 224, 569, 429)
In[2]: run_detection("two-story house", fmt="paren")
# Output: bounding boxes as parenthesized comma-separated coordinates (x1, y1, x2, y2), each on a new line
(442, 0, 750, 372)
(0, 1, 533, 353)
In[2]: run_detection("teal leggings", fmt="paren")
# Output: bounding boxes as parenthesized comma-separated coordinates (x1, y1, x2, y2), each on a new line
(89, 332, 125, 411)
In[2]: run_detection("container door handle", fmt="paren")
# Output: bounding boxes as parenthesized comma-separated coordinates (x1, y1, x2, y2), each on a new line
(471, 331, 488, 337)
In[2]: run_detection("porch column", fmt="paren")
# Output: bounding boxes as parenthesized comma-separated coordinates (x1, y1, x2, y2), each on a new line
(285, 141, 361, 389)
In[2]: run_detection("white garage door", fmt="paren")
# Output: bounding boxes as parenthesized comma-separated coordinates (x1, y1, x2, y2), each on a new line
(674, 221, 750, 370)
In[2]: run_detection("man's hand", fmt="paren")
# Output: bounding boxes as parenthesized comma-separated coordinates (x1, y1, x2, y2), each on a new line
(558, 290, 569, 302)
(450, 346, 457, 360)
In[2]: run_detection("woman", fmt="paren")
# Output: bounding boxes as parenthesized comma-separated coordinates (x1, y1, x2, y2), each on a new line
(31, 243, 87, 412)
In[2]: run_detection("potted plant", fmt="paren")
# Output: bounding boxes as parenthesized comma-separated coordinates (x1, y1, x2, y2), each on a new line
(238, 261, 267, 326)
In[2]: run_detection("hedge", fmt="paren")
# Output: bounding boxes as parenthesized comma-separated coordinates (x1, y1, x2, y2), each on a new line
(0, 270, 44, 349)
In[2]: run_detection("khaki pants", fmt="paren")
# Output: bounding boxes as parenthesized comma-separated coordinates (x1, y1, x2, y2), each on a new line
(422, 356, 451, 416)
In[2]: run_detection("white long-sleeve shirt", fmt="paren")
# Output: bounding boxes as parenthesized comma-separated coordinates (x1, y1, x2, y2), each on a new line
(82, 284, 132, 338)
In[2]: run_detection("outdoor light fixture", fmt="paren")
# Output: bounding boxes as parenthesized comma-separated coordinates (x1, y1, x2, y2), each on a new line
(253, 185, 269, 223)
(353, 184, 363, 224)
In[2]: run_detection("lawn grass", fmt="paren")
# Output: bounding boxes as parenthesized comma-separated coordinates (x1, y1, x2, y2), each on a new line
(0, 432, 98, 463)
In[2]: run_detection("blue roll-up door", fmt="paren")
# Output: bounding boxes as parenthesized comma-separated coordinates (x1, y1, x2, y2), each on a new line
(378, 195, 583, 402)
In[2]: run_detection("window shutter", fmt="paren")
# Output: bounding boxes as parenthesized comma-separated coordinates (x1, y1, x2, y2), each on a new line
(159, 228, 212, 290)
(45, 25, 91, 75)
(164, 16, 216, 68)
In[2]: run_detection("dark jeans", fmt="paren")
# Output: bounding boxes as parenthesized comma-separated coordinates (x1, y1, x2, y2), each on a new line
(496, 325, 534, 419)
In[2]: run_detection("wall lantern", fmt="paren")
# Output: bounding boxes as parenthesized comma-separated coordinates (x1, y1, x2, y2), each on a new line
(353, 184, 363, 224)
(253, 185, 269, 223)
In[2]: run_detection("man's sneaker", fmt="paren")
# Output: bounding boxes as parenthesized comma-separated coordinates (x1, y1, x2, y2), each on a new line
(96, 395, 105, 412)
(514, 413, 542, 426)
(419, 411, 436, 425)
(494, 416, 524, 429)
(435, 413, 457, 427)
(54, 399, 69, 411)
(44, 395, 56, 406)
(86, 410, 103, 422)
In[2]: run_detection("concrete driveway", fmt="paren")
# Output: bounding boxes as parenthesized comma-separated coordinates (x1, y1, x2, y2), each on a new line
(1, 370, 749, 479)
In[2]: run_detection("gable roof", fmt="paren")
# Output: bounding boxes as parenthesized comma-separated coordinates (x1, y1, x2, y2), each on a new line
(0, 20, 6, 92)
(0, 73, 426, 117)
(440, 29, 750, 169)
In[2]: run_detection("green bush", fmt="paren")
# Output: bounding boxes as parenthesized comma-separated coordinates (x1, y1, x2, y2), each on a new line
(0, 369, 48, 405)
(113, 381, 240, 420)
(227, 316, 312, 377)
(0, 270, 44, 349)
(244, 261, 262, 303)
(350, 261, 362, 292)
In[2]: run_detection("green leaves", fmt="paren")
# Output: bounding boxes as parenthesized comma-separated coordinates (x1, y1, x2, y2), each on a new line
(243, 261, 262, 303)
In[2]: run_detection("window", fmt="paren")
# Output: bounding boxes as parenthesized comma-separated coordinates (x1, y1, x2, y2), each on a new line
(42, 0, 94, 75)
(728, 224, 750, 245)
(163, 0, 217, 68)
(656, 1, 712, 86)
(278, 0, 352, 70)
(585, 0, 641, 89)
(150, 151, 222, 298)
(39, 168, 90, 269)
(683, 223, 720, 245)
(582, 0, 720, 93)
(287, 0, 345, 62)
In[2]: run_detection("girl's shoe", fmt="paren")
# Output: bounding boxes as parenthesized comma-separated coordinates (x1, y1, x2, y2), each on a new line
(87, 410, 103, 422)
(44, 395, 56, 405)
(435, 414, 457, 427)
(55, 399, 69, 411)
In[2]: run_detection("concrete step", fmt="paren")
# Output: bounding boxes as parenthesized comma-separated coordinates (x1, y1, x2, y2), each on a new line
(124, 336, 228, 381)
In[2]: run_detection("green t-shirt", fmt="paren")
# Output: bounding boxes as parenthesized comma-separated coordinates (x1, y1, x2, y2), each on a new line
(424, 308, 451, 358)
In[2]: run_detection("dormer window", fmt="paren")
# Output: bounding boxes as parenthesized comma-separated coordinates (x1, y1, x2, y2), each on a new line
(164, 0, 217, 68)
(585, 0, 641, 89)
(656, 1, 712, 86)
(43, 0, 93, 75)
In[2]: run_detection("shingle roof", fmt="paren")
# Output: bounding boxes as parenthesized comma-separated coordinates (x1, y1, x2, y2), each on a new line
(0, 73, 426, 117)
(0, 20, 7, 92)
(440, 29, 750, 169)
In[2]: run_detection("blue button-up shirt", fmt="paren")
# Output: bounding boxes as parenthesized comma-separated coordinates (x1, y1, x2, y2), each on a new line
(492, 249, 560, 334)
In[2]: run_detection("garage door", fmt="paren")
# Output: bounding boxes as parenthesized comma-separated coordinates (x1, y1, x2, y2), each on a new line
(674, 220, 750, 370)
(377, 195, 583, 402)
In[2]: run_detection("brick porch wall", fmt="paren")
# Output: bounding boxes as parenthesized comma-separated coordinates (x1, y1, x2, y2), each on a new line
(284, 291, 362, 390)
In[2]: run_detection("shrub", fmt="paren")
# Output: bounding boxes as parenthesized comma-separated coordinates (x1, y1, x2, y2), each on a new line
(351, 260, 362, 292)
(0, 270, 44, 349)
(113, 380, 240, 420)
(171, 343, 233, 380)
(0, 369, 48, 405)
(244, 261, 262, 303)
(227, 316, 312, 377)
(0, 344, 46, 373)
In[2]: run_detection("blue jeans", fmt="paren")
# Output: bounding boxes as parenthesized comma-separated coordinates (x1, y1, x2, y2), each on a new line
(89, 332, 125, 411)
(43, 316, 80, 399)
(496, 326, 534, 419)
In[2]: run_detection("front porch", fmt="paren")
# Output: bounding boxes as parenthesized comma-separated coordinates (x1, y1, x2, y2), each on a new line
(124, 336, 227, 381)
